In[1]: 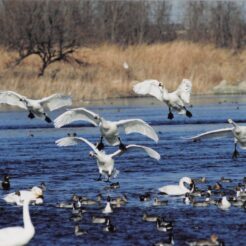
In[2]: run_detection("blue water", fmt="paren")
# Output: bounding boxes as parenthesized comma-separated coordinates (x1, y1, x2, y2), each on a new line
(0, 96, 245, 246)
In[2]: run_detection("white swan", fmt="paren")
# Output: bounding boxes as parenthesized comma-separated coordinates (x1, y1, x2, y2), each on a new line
(158, 177, 194, 196)
(186, 119, 246, 159)
(0, 91, 72, 123)
(3, 186, 43, 206)
(56, 136, 160, 181)
(54, 107, 158, 149)
(0, 198, 35, 246)
(133, 79, 192, 120)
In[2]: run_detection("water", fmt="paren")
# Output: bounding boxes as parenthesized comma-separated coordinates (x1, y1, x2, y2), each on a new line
(0, 95, 245, 245)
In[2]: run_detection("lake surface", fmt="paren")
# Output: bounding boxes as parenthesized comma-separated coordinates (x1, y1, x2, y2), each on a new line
(0, 95, 245, 246)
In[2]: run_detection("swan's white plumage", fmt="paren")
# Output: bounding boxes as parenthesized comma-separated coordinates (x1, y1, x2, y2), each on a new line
(4, 187, 43, 206)
(186, 128, 234, 140)
(158, 177, 193, 196)
(54, 107, 99, 128)
(39, 94, 72, 111)
(0, 91, 27, 109)
(116, 119, 159, 143)
(133, 79, 163, 101)
(0, 199, 35, 246)
(54, 107, 159, 145)
(175, 79, 192, 104)
(110, 144, 160, 160)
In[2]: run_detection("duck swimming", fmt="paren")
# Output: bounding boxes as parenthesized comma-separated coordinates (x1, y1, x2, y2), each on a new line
(1, 174, 10, 190)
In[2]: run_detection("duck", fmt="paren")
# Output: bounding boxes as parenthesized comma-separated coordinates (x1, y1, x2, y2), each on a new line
(186, 234, 224, 246)
(102, 196, 113, 214)
(142, 213, 159, 222)
(183, 193, 193, 205)
(212, 182, 222, 191)
(158, 177, 194, 196)
(110, 195, 128, 208)
(104, 182, 120, 190)
(220, 177, 232, 183)
(55, 201, 73, 209)
(56, 136, 160, 181)
(3, 186, 43, 206)
(139, 192, 151, 201)
(186, 119, 246, 159)
(0, 198, 35, 245)
(103, 218, 116, 232)
(133, 79, 192, 120)
(156, 217, 173, 232)
(193, 177, 206, 184)
(70, 212, 83, 222)
(2, 174, 10, 190)
(74, 225, 87, 236)
(54, 107, 159, 149)
(0, 91, 72, 123)
(153, 198, 168, 206)
(192, 199, 209, 207)
(92, 215, 108, 224)
(153, 233, 175, 246)
(217, 195, 231, 210)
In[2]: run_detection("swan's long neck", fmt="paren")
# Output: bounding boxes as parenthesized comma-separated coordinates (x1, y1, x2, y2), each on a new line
(161, 87, 169, 101)
(23, 200, 34, 233)
(228, 119, 237, 128)
(179, 178, 192, 192)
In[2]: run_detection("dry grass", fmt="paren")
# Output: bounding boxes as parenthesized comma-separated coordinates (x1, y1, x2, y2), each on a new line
(0, 41, 246, 102)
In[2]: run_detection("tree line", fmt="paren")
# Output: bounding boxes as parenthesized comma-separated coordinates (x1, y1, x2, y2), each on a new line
(0, 0, 245, 75)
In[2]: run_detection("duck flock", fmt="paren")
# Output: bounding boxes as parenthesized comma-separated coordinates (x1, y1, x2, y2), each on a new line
(0, 79, 245, 246)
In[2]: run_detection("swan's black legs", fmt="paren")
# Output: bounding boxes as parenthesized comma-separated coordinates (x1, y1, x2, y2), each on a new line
(184, 107, 192, 118)
(28, 111, 35, 119)
(168, 108, 174, 120)
(97, 137, 104, 151)
(45, 116, 52, 123)
(118, 137, 127, 151)
(232, 143, 239, 159)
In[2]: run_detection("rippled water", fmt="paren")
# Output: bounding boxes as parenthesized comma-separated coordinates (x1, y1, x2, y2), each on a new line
(0, 95, 245, 246)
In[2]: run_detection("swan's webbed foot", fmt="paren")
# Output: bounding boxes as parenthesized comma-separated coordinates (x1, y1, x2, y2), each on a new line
(186, 110, 192, 118)
(96, 137, 104, 151)
(168, 112, 174, 120)
(232, 149, 239, 159)
(118, 138, 127, 151)
(28, 112, 35, 119)
(45, 116, 52, 123)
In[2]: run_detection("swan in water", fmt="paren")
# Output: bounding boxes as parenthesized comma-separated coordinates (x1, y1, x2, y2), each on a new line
(158, 177, 194, 196)
(0, 198, 35, 246)
(54, 107, 158, 150)
(3, 186, 44, 206)
(0, 91, 72, 123)
(133, 79, 192, 120)
(56, 136, 160, 181)
(185, 119, 246, 159)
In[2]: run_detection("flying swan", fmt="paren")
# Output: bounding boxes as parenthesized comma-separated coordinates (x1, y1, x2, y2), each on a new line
(185, 119, 246, 159)
(0, 91, 72, 123)
(56, 136, 160, 181)
(0, 198, 35, 246)
(133, 79, 192, 120)
(158, 177, 194, 196)
(54, 107, 159, 149)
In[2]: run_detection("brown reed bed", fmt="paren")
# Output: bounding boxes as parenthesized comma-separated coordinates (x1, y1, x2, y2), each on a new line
(0, 41, 245, 103)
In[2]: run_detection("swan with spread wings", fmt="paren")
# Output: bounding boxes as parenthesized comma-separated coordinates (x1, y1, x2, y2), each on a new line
(0, 91, 72, 123)
(133, 79, 192, 120)
(56, 136, 160, 181)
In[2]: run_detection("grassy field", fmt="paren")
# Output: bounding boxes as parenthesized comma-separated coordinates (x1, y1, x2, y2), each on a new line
(0, 41, 245, 102)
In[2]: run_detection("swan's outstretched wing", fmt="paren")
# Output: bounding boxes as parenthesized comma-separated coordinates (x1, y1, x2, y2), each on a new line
(55, 136, 99, 154)
(186, 128, 234, 141)
(0, 91, 27, 109)
(39, 94, 72, 111)
(175, 79, 192, 104)
(110, 144, 160, 160)
(116, 119, 159, 143)
(133, 80, 164, 101)
(54, 107, 100, 128)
